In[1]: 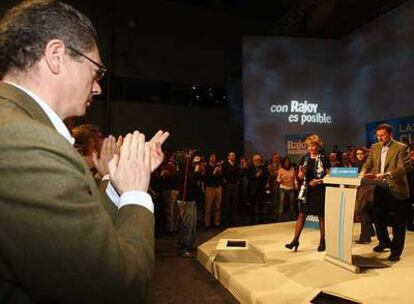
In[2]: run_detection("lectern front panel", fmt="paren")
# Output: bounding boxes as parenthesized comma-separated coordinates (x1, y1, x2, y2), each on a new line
(325, 187, 357, 264)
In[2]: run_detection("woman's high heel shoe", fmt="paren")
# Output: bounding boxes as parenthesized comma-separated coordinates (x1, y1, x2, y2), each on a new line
(317, 240, 326, 252)
(285, 240, 299, 251)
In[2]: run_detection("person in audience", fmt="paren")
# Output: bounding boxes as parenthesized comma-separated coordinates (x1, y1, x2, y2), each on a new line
(327, 151, 340, 168)
(342, 152, 348, 166)
(247, 153, 267, 224)
(73, 126, 119, 188)
(331, 144, 344, 166)
(148, 163, 165, 237)
(203, 153, 223, 228)
(347, 145, 356, 156)
(285, 134, 328, 252)
(176, 152, 203, 258)
(222, 151, 241, 226)
(0, 1, 169, 302)
(73, 124, 98, 171)
(89, 124, 104, 152)
(343, 147, 357, 167)
(361, 124, 412, 262)
(72, 124, 104, 174)
(267, 152, 281, 221)
(354, 147, 368, 170)
(277, 157, 299, 221)
(159, 153, 180, 235)
(354, 146, 376, 244)
(239, 154, 249, 206)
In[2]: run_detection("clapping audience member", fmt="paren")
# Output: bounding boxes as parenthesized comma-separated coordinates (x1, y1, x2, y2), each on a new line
(247, 154, 267, 224)
(222, 152, 241, 226)
(203, 153, 223, 228)
(0, 1, 169, 302)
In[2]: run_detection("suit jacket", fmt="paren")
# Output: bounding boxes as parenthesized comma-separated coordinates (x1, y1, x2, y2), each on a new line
(0, 83, 154, 303)
(362, 139, 412, 200)
(246, 165, 267, 198)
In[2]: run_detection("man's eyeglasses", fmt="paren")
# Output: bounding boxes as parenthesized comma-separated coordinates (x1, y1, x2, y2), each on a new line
(68, 46, 107, 81)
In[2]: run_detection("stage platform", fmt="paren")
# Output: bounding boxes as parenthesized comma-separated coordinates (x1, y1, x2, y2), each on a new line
(197, 221, 414, 304)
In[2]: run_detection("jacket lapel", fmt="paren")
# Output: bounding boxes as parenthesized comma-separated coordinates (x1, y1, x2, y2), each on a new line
(373, 144, 382, 173)
(384, 140, 396, 172)
(0, 82, 54, 129)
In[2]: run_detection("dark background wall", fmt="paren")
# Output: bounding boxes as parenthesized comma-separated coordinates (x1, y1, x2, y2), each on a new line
(243, 1, 414, 158)
(108, 0, 239, 87)
(340, 0, 414, 143)
(86, 99, 241, 158)
(2, 0, 413, 159)
(0, 0, 245, 157)
(84, 0, 244, 156)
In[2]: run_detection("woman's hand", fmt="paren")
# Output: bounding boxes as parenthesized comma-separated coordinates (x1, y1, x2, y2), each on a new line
(309, 179, 323, 187)
(298, 165, 306, 179)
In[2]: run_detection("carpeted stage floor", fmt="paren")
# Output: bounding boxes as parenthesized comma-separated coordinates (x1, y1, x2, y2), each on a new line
(148, 228, 238, 304)
(197, 222, 414, 304)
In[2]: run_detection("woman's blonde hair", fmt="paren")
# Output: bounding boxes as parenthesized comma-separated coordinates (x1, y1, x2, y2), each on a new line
(304, 133, 322, 147)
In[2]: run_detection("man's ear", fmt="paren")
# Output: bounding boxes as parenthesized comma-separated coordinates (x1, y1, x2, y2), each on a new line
(44, 39, 66, 75)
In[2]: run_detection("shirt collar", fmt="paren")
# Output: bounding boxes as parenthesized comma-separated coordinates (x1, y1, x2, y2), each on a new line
(4, 81, 75, 145)
(381, 139, 393, 149)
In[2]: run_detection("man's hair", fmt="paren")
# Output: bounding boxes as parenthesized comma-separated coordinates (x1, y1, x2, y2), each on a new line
(252, 153, 262, 161)
(376, 123, 393, 134)
(0, 0, 97, 78)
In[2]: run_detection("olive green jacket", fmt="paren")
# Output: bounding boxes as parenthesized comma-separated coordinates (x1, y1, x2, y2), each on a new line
(0, 83, 154, 303)
(362, 139, 412, 200)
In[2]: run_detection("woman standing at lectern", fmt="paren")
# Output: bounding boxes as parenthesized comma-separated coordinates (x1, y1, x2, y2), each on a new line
(285, 134, 328, 252)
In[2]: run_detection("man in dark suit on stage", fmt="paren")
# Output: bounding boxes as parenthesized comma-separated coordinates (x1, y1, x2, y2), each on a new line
(361, 124, 412, 262)
(0, 1, 168, 303)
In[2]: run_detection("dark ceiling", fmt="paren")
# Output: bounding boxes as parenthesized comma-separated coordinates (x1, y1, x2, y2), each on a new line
(168, 0, 409, 39)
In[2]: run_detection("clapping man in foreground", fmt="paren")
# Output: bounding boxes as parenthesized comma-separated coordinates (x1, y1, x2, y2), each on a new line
(0, 1, 168, 303)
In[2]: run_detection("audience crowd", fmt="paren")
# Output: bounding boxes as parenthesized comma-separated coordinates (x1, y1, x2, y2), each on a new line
(72, 123, 414, 257)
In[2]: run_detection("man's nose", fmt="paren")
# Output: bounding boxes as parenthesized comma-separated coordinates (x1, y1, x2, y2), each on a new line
(92, 80, 102, 95)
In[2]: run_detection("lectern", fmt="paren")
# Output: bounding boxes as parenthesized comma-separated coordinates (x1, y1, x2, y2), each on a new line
(323, 170, 389, 273)
(323, 175, 362, 273)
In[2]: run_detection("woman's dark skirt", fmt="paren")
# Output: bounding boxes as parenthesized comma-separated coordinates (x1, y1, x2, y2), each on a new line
(299, 184, 326, 216)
